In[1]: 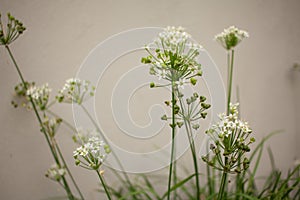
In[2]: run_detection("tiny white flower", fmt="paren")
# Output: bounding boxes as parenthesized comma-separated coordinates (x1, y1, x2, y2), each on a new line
(215, 26, 249, 50)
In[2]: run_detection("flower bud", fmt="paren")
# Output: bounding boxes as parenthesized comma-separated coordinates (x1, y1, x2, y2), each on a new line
(190, 77, 197, 85)
(150, 82, 155, 88)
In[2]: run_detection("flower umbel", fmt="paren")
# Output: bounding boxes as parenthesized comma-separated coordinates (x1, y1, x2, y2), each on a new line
(26, 83, 52, 110)
(73, 135, 110, 170)
(0, 13, 26, 46)
(45, 164, 66, 182)
(56, 78, 95, 105)
(214, 26, 249, 50)
(141, 26, 202, 88)
(203, 103, 254, 173)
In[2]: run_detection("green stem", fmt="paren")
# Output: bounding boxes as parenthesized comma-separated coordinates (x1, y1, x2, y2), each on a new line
(96, 170, 112, 200)
(5, 45, 75, 200)
(177, 95, 200, 199)
(80, 105, 139, 199)
(167, 82, 176, 200)
(55, 142, 85, 199)
(218, 171, 228, 200)
(227, 49, 235, 115)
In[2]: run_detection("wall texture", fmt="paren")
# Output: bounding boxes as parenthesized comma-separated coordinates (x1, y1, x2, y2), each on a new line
(0, 0, 299, 199)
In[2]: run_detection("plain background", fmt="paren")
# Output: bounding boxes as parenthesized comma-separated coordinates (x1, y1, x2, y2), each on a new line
(0, 0, 300, 199)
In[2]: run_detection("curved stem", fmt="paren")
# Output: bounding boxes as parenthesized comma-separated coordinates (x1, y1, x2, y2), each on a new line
(5, 45, 75, 200)
(227, 50, 235, 115)
(96, 170, 112, 200)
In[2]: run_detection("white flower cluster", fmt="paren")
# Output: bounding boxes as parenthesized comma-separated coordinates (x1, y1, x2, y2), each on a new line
(45, 164, 66, 182)
(143, 26, 203, 89)
(203, 103, 254, 173)
(214, 26, 249, 50)
(57, 78, 95, 105)
(156, 26, 191, 51)
(73, 136, 110, 170)
(26, 83, 51, 110)
(211, 103, 252, 139)
(42, 116, 62, 138)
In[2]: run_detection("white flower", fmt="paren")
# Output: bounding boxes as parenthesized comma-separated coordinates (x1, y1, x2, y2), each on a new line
(45, 164, 66, 182)
(73, 134, 110, 170)
(57, 78, 95, 104)
(157, 69, 167, 80)
(209, 103, 251, 139)
(215, 26, 249, 50)
(142, 26, 203, 89)
(175, 78, 186, 89)
(26, 83, 51, 110)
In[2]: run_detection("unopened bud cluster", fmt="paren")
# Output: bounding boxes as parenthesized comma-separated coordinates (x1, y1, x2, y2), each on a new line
(0, 13, 26, 46)
(161, 92, 210, 130)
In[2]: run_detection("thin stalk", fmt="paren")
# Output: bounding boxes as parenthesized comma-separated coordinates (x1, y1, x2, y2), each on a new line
(5, 45, 75, 200)
(218, 170, 228, 200)
(167, 81, 176, 200)
(55, 142, 84, 199)
(177, 94, 200, 199)
(96, 170, 112, 200)
(227, 50, 235, 115)
(80, 105, 139, 199)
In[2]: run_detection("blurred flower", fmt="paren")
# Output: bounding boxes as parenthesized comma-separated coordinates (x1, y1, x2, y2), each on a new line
(42, 116, 62, 138)
(45, 164, 66, 182)
(56, 78, 95, 105)
(0, 13, 26, 46)
(215, 26, 249, 50)
(26, 83, 51, 110)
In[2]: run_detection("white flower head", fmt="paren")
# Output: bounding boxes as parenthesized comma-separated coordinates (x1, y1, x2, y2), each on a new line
(45, 164, 66, 182)
(73, 135, 110, 170)
(215, 26, 249, 50)
(26, 83, 52, 110)
(142, 26, 203, 89)
(57, 78, 95, 105)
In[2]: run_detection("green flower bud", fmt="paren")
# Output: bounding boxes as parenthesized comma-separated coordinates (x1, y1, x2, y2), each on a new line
(169, 123, 176, 128)
(186, 98, 191, 105)
(177, 121, 183, 128)
(75, 159, 80, 166)
(200, 96, 206, 102)
(161, 114, 168, 121)
(141, 57, 151, 64)
(190, 77, 197, 85)
(192, 124, 200, 130)
(197, 70, 203, 76)
(150, 82, 155, 88)
(201, 103, 211, 109)
(201, 156, 208, 162)
(174, 105, 180, 114)
(201, 112, 207, 119)
(193, 93, 199, 98)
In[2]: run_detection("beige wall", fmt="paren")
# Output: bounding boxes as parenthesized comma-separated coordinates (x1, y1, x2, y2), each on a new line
(0, 0, 300, 199)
